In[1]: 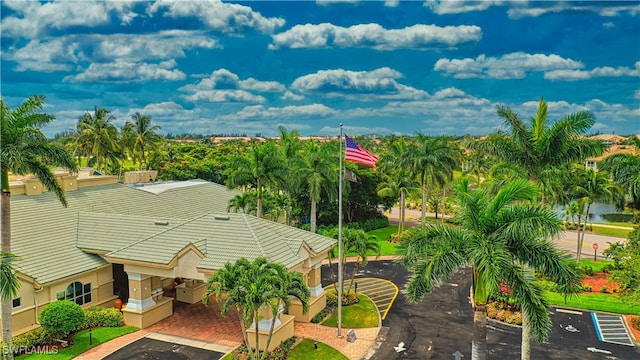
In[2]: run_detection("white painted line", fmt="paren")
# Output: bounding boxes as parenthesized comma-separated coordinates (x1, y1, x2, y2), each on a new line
(556, 308, 583, 315)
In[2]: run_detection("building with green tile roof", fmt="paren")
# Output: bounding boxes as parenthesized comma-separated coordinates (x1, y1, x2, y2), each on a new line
(8, 171, 335, 338)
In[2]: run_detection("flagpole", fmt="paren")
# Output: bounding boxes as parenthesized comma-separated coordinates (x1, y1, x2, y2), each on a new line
(337, 124, 344, 338)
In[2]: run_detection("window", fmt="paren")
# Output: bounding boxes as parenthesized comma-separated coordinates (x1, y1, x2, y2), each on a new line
(60, 281, 92, 305)
(12, 298, 21, 308)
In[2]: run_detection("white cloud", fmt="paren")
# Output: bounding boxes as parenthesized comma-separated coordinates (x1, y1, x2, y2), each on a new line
(425, 0, 502, 15)
(3, 39, 78, 72)
(635, 90, 640, 99)
(89, 31, 219, 62)
(316, 0, 360, 5)
(178, 69, 284, 103)
(183, 90, 266, 104)
(385, 0, 399, 8)
(218, 104, 336, 122)
(507, 3, 640, 19)
(147, 0, 285, 34)
(269, 23, 482, 50)
(434, 52, 583, 79)
(3, 31, 218, 73)
(544, 62, 640, 81)
(291, 68, 428, 100)
(63, 60, 186, 82)
(602, 22, 615, 29)
(281, 91, 305, 101)
(179, 69, 285, 92)
(1, 1, 138, 38)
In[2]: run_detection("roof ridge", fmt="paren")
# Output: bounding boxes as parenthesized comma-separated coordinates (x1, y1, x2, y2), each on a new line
(107, 212, 210, 255)
(242, 214, 267, 257)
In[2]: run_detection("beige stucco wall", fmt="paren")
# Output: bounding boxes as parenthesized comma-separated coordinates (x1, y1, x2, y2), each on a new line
(6, 265, 116, 336)
(247, 314, 295, 352)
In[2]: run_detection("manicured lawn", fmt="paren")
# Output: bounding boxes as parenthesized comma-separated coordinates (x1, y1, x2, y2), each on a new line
(545, 291, 640, 315)
(589, 225, 632, 238)
(367, 226, 400, 256)
(19, 326, 139, 360)
(577, 259, 614, 273)
(322, 293, 379, 328)
(289, 339, 348, 360)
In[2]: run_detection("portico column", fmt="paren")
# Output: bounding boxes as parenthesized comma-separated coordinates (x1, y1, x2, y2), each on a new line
(308, 264, 323, 297)
(125, 272, 156, 310)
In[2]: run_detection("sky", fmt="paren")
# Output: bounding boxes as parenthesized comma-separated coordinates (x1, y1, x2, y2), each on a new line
(1, 0, 639, 138)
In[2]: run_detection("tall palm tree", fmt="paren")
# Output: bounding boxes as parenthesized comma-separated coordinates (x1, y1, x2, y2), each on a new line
(123, 113, 162, 171)
(203, 257, 309, 360)
(293, 141, 336, 233)
(77, 106, 120, 173)
(400, 179, 579, 360)
(227, 192, 257, 214)
(377, 169, 419, 239)
(402, 134, 459, 226)
(571, 167, 622, 262)
(600, 151, 640, 214)
(326, 228, 380, 294)
(475, 98, 605, 202)
(225, 141, 287, 218)
(1, 95, 76, 359)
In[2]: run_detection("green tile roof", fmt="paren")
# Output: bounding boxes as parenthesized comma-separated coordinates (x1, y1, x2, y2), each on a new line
(12, 181, 336, 285)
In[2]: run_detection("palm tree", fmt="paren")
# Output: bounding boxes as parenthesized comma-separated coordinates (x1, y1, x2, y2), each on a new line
(225, 141, 286, 218)
(402, 134, 459, 226)
(400, 179, 579, 360)
(1, 95, 76, 359)
(203, 257, 309, 360)
(377, 169, 419, 240)
(600, 151, 640, 215)
(123, 113, 162, 171)
(326, 228, 380, 294)
(475, 98, 605, 202)
(227, 192, 257, 214)
(77, 106, 120, 173)
(571, 167, 622, 262)
(293, 141, 336, 233)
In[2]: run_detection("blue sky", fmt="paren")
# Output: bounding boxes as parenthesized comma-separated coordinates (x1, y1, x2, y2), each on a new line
(1, 0, 639, 138)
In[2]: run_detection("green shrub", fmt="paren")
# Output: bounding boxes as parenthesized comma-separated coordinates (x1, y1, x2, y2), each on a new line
(601, 264, 615, 274)
(311, 306, 335, 323)
(580, 265, 594, 276)
(600, 286, 609, 293)
(39, 300, 85, 339)
(83, 306, 124, 328)
(581, 284, 593, 292)
(326, 292, 360, 306)
(9, 327, 52, 351)
(631, 316, 640, 330)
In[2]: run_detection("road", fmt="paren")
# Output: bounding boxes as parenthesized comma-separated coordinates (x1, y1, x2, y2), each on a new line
(387, 206, 631, 259)
(322, 261, 640, 360)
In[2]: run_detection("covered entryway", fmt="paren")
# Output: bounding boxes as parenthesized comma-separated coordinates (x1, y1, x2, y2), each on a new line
(147, 299, 243, 348)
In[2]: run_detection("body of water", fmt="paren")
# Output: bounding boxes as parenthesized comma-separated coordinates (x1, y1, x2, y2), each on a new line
(559, 202, 633, 223)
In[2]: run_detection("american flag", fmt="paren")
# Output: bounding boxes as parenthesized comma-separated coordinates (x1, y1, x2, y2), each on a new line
(344, 135, 379, 168)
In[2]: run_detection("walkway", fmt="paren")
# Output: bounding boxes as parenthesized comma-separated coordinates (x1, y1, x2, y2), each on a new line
(75, 299, 380, 360)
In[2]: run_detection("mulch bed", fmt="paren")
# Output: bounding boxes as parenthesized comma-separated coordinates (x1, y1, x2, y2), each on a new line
(581, 272, 621, 293)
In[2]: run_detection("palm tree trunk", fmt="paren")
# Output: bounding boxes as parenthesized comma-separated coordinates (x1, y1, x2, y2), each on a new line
(521, 311, 531, 360)
(421, 179, 427, 226)
(310, 198, 317, 233)
(400, 192, 405, 233)
(575, 213, 583, 262)
(261, 313, 278, 360)
(471, 304, 488, 360)
(1, 172, 14, 360)
(254, 311, 261, 360)
(471, 305, 489, 360)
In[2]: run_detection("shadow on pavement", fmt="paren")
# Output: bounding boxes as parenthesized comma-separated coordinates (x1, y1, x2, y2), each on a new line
(103, 338, 224, 360)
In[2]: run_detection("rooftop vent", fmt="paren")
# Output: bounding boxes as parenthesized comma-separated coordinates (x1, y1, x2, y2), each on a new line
(154, 219, 169, 226)
(214, 215, 230, 220)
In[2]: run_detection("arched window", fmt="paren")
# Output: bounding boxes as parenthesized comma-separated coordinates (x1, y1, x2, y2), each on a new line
(56, 281, 92, 305)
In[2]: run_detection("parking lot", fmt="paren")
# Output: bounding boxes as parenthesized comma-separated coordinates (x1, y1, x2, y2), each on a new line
(323, 260, 640, 360)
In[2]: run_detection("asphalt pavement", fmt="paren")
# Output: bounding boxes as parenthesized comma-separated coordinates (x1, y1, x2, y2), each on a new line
(322, 260, 640, 360)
